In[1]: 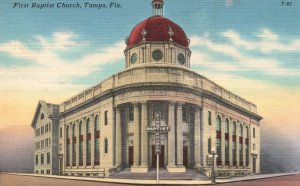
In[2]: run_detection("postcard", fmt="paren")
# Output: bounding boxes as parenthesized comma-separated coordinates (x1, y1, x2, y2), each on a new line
(0, 0, 299, 185)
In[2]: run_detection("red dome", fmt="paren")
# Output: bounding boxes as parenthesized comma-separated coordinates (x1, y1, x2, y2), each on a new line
(127, 16, 189, 48)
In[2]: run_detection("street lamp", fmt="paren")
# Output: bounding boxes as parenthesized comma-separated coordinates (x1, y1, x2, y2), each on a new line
(208, 148, 218, 184)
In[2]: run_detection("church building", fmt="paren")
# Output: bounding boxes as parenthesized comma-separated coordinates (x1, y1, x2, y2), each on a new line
(32, 0, 262, 178)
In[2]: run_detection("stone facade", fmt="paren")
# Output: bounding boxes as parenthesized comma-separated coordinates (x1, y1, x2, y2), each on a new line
(31, 0, 262, 178)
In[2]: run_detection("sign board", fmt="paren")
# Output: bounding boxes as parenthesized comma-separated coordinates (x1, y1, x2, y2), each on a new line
(146, 112, 170, 155)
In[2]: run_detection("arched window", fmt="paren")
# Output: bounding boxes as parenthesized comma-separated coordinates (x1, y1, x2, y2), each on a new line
(94, 115, 100, 165)
(246, 126, 249, 166)
(66, 126, 70, 166)
(216, 115, 221, 132)
(240, 124, 243, 137)
(225, 119, 230, 165)
(246, 126, 249, 138)
(86, 118, 90, 134)
(41, 113, 44, 120)
(104, 138, 108, 154)
(94, 115, 99, 132)
(232, 121, 237, 166)
(239, 124, 243, 166)
(208, 138, 212, 153)
(232, 121, 237, 135)
(225, 119, 229, 134)
(86, 118, 91, 165)
(79, 121, 83, 166)
(216, 115, 222, 165)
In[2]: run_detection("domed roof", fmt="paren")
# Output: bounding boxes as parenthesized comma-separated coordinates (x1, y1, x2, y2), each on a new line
(127, 16, 189, 48)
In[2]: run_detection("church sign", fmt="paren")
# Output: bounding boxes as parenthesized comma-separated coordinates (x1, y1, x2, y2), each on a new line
(146, 112, 170, 154)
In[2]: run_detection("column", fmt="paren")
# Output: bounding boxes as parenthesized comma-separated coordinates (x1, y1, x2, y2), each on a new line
(140, 102, 149, 169)
(76, 121, 80, 168)
(176, 102, 184, 168)
(90, 115, 95, 167)
(194, 107, 201, 167)
(70, 124, 73, 168)
(221, 118, 225, 166)
(133, 102, 140, 167)
(82, 118, 87, 168)
(167, 102, 176, 169)
(116, 106, 122, 167)
(63, 125, 67, 169)
(243, 125, 246, 167)
(236, 123, 239, 167)
(229, 120, 233, 166)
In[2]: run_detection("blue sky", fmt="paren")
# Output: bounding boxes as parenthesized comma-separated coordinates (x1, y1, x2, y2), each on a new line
(0, 0, 299, 88)
(0, 0, 299, 129)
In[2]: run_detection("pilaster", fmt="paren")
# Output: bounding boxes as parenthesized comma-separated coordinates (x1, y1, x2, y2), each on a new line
(140, 101, 149, 171)
(116, 106, 122, 167)
(194, 107, 201, 167)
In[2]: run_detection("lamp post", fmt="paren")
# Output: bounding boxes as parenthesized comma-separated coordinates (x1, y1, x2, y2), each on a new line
(208, 149, 218, 184)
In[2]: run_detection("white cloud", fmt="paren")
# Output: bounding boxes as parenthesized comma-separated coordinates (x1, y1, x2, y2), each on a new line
(190, 29, 300, 77)
(222, 29, 300, 53)
(0, 31, 125, 91)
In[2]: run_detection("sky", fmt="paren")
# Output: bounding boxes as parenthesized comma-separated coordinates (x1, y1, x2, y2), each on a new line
(0, 0, 299, 172)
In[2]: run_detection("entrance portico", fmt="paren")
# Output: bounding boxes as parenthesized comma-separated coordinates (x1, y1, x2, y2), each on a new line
(115, 99, 202, 173)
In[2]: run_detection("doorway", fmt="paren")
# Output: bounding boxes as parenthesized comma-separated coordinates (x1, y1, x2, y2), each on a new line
(252, 157, 256, 174)
(59, 155, 63, 175)
(183, 146, 188, 168)
(152, 145, 165, 167)
(129, 146, 134, 166)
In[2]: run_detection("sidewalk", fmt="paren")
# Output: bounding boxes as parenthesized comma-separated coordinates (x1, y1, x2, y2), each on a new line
(2, 171, 300, 185)
(218, 172, 300, 183)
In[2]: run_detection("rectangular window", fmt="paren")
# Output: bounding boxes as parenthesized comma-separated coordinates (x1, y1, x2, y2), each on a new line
(49, 122, 51, 131)
(225, 141, 229, 165)
(239, 143, 243, 166)
(95, 138, 100, 165)
(47, 152, 50, 164)
(208, 111, 212, 125)
(153, 104, 164, 119)
(216, 138, 222, 165)
(253, 143, 256, 151)
(41, 140, 44, 148)
(182, 107, 187, 122)
(41, 126, 44, 135)
(41, 154, 44, 165)
(49, 138, 51, 146)
(36, 155, 38, 165)
(129, 106, 134, 121)
(79, 142, 83, 166)
(87, 141, 91, 165)
(253, 128, 256, 138)
(104, 111, 108, 125)
(72, 143, 76, 166)
(60, 127, 62, 138)
(45, 124, 48, 133)
(232, 142, 236, 165)
(45, 139, 48, 147)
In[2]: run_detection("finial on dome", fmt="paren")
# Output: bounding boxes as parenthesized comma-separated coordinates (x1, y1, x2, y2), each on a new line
(168, 27, 174, 41)
(142, 28, 147, 41)
(152, 0, 164, 16)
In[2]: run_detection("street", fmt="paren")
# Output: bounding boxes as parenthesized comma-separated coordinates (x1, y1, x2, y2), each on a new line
(0, 173, 300, 186)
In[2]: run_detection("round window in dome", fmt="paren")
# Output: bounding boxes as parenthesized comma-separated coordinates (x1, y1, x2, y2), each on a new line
(178, 54, 185, 65)
(131, 53, 138, 64)
(152, 50, 163, 61)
